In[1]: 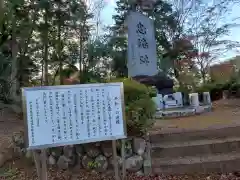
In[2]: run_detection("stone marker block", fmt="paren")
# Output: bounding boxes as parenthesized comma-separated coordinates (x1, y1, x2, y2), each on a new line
(143, 160, 152, 175)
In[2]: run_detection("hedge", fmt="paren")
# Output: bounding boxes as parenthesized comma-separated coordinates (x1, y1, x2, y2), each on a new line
(108, 78, 157, 136)
(196, 80, 240, 101)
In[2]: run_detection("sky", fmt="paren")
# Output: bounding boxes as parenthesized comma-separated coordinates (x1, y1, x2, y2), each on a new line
(219, 3, 240, 61)
(100, 0, 116, 26)
(100, 0, 240, 61)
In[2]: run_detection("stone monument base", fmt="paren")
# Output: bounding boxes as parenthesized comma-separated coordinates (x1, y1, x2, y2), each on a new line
(155, 105, 212, 119)
(152, 91, 212, 119)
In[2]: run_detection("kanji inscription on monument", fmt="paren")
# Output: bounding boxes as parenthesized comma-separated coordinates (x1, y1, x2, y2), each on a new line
(22, 83, 126, 150)
(127, 11, 158, 77)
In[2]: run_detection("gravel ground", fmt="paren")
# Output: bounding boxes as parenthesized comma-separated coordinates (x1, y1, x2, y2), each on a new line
(1, 170, 240, 180)
(152, 99, 240, 133)
(1, 100, 240, 179)
(1, 159, 240, 180)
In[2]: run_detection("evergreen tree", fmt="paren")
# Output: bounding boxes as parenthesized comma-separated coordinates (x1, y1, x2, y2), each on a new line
(108, 0, 177, 77)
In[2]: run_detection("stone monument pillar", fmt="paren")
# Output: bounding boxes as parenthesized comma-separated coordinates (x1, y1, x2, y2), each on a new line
(126, 2, 174, 96)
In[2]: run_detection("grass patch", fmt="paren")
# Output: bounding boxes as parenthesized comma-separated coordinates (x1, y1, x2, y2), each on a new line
(0, 167, 18, 180)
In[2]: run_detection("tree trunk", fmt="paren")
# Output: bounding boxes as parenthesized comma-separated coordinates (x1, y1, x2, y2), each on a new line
(57, 3, 63, 85)
(79, 33, 82, 83)
(79, 24, 84, 83)
(0, 0, 4, 25)
(173, 62, 184, 88)
(58, 26, 63, 85)
(43, 9, 49, 86)
(10, 14, 18, 101)
(41, 58, 44, 86)
(201, 70, 206, 84)
(18, 0, 37, 88)
(52, 66, 60, 85)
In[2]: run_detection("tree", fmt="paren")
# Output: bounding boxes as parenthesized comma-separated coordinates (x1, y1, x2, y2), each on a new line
(0, 0, 102, 99)
(0, 0, 41, 101)
(108, 0, 177, 77)
(68, 0, 106, 83)
(210, 61, 236, 83)
(159, 0, 240, 86)
(180, 0, 240, 83)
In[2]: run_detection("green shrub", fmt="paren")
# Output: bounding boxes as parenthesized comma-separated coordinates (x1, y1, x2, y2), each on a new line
(229, 83, 240, 94)
(196, 77, 240, 101)
(196, 83, 217, 93)
(222, 81, 232, 90)
(108, 78, 156, 136)
(197, 79, 240, 93)
(174, 85, 191, 94)
(148, 86, 158, 98)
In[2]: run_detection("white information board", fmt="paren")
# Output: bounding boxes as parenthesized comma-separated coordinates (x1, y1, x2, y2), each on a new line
(22, 83, 127, 150)
(127, 11, 158, 77)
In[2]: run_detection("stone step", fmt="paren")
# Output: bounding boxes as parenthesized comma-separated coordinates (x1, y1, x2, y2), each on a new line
(152, 152, 240, 175)
(151, 137, 240, 158)
(150, 125, 240, 144)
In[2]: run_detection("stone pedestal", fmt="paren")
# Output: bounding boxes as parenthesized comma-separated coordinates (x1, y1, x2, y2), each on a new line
(152, 94, 163, 110)
(158, 88, 174, 96)
(174, 92, 183, 107)
(223, 90, 229, 99)
(163, 94, 178, 109)
(133, 72, 174, 96)
(189, 93, 199, 107)
(203, 92, 211, 105)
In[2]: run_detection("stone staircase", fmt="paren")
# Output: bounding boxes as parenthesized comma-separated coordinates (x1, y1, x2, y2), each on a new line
(150, 125, 240, 175)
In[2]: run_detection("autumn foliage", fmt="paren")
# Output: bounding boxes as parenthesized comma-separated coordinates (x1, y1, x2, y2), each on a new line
(210, 62, 236, 83)
(63, 71, 80, 85)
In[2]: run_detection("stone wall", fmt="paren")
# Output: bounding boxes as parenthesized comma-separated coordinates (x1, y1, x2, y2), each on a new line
(10, 132, 150, 176)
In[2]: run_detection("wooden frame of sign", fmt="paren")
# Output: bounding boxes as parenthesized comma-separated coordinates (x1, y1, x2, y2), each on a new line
(22, 83, 127, 180)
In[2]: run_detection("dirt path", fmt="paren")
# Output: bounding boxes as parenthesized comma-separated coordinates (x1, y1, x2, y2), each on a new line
(152, 99, 240, 133)
(0, 99, 240, 179)
(0, 109, 23, 154)
(1, 99, 240, 150)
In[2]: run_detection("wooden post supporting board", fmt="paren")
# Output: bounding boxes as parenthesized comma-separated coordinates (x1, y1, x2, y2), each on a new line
(112, 140, 120, 180)
(33, 151, 41, 179)
(121, 139, 126, 180)
(33, 150, 48, 180)
(41, 149, 48, 180)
